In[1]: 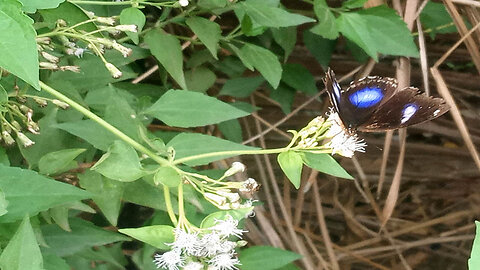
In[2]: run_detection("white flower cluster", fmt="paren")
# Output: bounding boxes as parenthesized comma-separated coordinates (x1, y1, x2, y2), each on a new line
(296, 116, 325, 148)
(324, 111, 367, 158)
(154, 216, 245, 270)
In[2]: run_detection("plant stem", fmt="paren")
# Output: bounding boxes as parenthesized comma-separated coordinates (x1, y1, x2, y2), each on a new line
(172, 147, 289, 165)
(163, 186, 178, 226)
(39, 81, 170, 167)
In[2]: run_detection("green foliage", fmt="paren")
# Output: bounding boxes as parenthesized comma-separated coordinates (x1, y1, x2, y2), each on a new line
(38, 148, 86, 175)
(145, 89, 250, 128)
(469, 221, 480, 269)
(302, 153, 354, 179)
(0, 216, 43, 270)
(0, 0, 39, 89)
(119, 225, 175, 250)
(120, 8, 145, 45)
(239, 246, 302, 270)
(420, 1, 457, 39)
(277, 151, 303, 189)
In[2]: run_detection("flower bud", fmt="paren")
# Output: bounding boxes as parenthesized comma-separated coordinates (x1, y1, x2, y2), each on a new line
(33, 97, 48, 107)
(27, 122, 40, 134)
(39, 62, 58, 70)
(36, 37, 51, 45)
(204, 192, 227, 207)
(96, 16, 116, 26)
(11, 121, 21, 131)
(223, 162, 246, 177)
(41, 51, 59, 63)
(179, 0, 189, 7)
(52, 99, 69, 109)
(115, 24, 138, 32)
(17, 132, 34, 147)
(111, 41, 132, 57)
(59, 66, 81, 73)
(217, 190, 240, 203)
(2, 131, 14, 145)
(56, 19, 67, 27)
(105, 62, 122, 78)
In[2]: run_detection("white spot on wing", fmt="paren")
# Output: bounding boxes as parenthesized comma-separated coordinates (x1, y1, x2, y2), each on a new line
(333, 80, 342, 100)
(433, 109, 440, 116)
(401, 104, 417, 124)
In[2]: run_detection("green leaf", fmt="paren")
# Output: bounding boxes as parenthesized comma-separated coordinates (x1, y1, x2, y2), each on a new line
(185, 66, 217, 93)
(43, 253, 70, 270)
(154, 167, 181, 187)
(311, 0, 338, 39)
(167, 133, 259, 166)
(341, 0, 368, 9)
(336, 12, 377, 60)
(219, 76, 264, 98)
(469, 221, 480, 269)
(218, 119, 243, 143)
(120, 7, 145, 45)
(270, 84, 295, 114)
(271, 27, 297, 60)
(18, 0, 65, 13)
(55, 119, 117, 151)
(186, 17, 221, 59)
(123, 179, 167, 211)
(39, 2, 96, 32)
(200, 208, 253, 228)
(49, 206, 70, 231)
(0, 0, 39, 89)
(277, 151, 303, 189)
(337, 6, 419, 61)
(38, 148, 86, 175)
(0, 216, 43, 270)
(420, 1, 457, 39)
(79, 170, 124, 226)
(0, 165, 90, 223)
(301, 152, 353, 179)
(239, 246, 302, 270)
(0, 84, 8, 105)
(281, 63, 317, 95)
(303, 29, 336, 68)
(236, 2, 315, 27)
(119, 225, 174, 250)
(0, 147, 8, 166)
(145, 30, 186, 89)
(241, 43, 283, 88)
(198, 0, 228, 9)
(226, 43, 254, 71)
(92, 140, 145, 182)
(145, 89, 250, 128)
(42, 218, 129, 257)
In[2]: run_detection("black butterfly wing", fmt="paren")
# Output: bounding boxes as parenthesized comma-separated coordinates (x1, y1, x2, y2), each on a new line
(357, 87, 450, 132)
(324, 68, 399, 129)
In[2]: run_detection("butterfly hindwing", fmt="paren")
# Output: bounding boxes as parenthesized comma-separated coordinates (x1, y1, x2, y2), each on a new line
(357, 87, 450, 132)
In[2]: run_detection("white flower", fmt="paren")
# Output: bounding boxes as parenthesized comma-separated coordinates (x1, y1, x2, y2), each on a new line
(179, 0, 189, 6)
(207, 253, 240, 270)
(16, 132, 35, 147)
(184, 261, 204, 270)
(239, 178, 259, 193)
(217, 191, 240, 203)
(96, 16, 116, 25)
(73, 48, 86, 58)
(325, 133, 366, 158)
(168, 229, 201, 256)
(211, 215, 246, 238)
(223, 162, 245, 177)
(325, 111, 344, 138)
(197, 233, 223, 257)
(153, 249, 185, 270)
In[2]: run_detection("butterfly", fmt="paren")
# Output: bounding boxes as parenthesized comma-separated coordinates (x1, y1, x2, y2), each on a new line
(323, 68, 450, 132)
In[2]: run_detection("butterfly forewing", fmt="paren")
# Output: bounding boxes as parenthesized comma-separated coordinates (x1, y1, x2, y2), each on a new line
(324, 68, 399, 129)
(357, 87, 450, 132)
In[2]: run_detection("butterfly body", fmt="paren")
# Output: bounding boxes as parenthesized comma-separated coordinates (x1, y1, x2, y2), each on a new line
(323, 69, 449, 132)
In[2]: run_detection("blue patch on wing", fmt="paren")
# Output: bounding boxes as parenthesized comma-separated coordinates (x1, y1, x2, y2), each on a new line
(348, 87, 384, 108)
